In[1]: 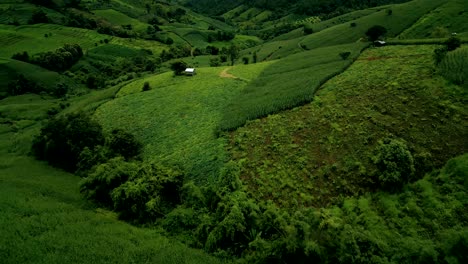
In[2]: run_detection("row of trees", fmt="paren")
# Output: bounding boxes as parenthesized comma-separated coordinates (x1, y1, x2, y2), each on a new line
(12, 44, 83, 72)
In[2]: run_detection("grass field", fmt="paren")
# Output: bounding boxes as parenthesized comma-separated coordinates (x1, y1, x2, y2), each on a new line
(299, 0, 445, 50)
(93, 9, 149, 32)
(227, 45, 468, 209)
(94, 63, 271, 182)
(398, 0, 468, 39)
(0, 90, 225, 264)
(220, 42, 368, 131)
(0, 4, 65, 25)
(0, 24, 167, 59)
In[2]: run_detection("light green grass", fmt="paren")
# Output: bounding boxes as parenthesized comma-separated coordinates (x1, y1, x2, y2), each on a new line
(220, 42, 368, 131)
(93, 9, 149, 32)
(399, 0, 468, 39)
(94, 65, 265, 182)
(300, 0, 445, 50)
(228, 45, 468, 209)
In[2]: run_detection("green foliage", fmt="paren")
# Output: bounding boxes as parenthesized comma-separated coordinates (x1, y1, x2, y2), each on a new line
(339, 51, 351, 60)
(445, 36, 462, 51)
(366, 25, 387, 41)
(80, 157, 184, 221)
(433, 46, 448, 65)
(32, 111, 105, 172)
(107, 129, 142, 161)
(227, 45, 467, 208)
(437, 47, 468, 86)
(142, 81, 151, 91)
(31, 43, 83, 72)
(220, 43, 366, 131)
(28, 9, 49, 24)
(171, 60, 188, 75)
(373, 138, 415, 191)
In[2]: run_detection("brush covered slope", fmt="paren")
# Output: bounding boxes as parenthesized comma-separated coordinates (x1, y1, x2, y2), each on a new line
(228, 45, 467, 208)
(0, 0, 467, 263)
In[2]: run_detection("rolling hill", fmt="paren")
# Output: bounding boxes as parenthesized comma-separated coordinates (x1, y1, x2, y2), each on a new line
(0, 0, 467, 263)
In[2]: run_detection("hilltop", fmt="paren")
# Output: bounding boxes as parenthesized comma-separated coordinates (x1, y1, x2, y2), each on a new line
(1, 0, 467, 263)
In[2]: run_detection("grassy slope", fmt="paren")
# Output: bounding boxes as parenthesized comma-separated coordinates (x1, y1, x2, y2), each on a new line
(94, 63, 271, 182)
(0, 92, 225, 264)
(220, 42, 368, 131)
(399, 0, 468, 39)
(228, 45, 467, 209)
(0, 24, 167, 59)
(300, 0, 445, 50)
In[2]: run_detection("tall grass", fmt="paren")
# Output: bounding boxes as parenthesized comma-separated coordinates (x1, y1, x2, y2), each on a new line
(219, 43, 369, 131)
(438, 47, 468, 86)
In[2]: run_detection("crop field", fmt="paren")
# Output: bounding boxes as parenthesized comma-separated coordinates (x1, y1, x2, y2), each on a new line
(398, 0, 468, 39)
(0, 95, 225, 264)
(299, 0, 445, 50)
(220, 42, 368, 131)
(94, 64, 270, 182)
(93, 9, 149, 32)
(0, 24, 108, 58)
(227, 45, 468, 209)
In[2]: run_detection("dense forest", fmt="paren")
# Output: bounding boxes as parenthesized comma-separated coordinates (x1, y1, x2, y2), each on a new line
(184, 0, 410, 16)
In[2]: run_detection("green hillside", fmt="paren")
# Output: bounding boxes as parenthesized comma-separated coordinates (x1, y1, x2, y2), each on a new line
(0, 0, 467, 263)
(228, 44, 467, 208)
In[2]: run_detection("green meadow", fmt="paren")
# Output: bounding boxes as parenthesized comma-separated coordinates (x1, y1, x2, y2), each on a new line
(94, 63, 271, 182)
(220, 42, 368, 131)
(300, 0, 445, 50)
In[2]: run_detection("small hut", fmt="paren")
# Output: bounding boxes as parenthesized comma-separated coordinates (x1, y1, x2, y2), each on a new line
(184, 68, 196, 76)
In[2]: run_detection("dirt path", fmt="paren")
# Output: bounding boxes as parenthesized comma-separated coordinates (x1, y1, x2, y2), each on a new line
(219, 67, 238, 79)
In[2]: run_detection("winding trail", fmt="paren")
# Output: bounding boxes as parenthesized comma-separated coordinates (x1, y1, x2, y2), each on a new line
(219, 67, 238, 79)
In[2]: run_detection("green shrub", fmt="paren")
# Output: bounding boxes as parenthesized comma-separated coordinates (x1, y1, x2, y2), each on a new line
(142, 81, 151, 91)
(80, 157, 139, 206)
(107, 129, 142, 160)
(445, 36, 461, 51)
(365, 25, 387, 41)
(339, 51, 351, 60)
(32, 112, 105, 172)
(373, 138, 415, 191)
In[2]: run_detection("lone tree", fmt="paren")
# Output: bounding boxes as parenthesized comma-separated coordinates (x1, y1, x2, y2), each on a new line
(170, 61, 187, 75)
(366, 25, 387, 41)
(445, 36, 461, 51)
(228, 45, 239, 66)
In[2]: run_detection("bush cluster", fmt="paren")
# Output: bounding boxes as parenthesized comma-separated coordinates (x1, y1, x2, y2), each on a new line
(30, 44, 83, 72)
(32, 112, 142, 173)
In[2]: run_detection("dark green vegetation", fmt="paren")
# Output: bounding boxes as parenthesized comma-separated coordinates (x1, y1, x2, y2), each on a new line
(1, 0, 467, 263)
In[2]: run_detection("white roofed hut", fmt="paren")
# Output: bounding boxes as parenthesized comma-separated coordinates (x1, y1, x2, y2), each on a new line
(184, 68, 196, 76)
